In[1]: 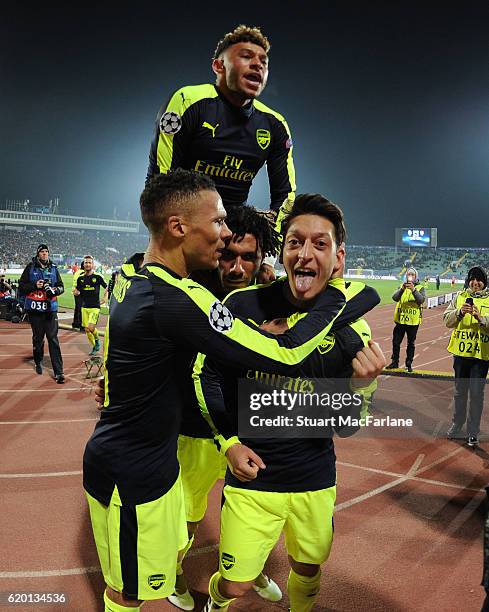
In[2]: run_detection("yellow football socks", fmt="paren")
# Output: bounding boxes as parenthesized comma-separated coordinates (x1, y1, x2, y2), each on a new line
(103, 591, 140, 612)
(287, 569, 321, 612)
(208, 571, 235, 610)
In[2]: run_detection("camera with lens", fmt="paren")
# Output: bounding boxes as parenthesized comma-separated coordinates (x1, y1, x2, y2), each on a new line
(43, 280, 57, 298)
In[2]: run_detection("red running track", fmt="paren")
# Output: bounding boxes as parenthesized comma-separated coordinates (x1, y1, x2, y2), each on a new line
(0, 308, 487, 611)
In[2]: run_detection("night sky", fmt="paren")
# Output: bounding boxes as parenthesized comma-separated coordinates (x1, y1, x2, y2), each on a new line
(2, 2, 489, 246)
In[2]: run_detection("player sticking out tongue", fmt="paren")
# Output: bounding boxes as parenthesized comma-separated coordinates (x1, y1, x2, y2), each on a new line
(294, 269, 316, 293)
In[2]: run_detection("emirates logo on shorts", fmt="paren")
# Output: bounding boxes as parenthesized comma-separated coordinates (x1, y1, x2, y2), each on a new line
(221, 552, 235, 570)
(148, 573, 166, 590)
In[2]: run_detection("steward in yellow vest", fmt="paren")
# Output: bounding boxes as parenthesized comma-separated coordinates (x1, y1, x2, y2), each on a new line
(386, 267, 425, 372)
(444, 266, 489, 446)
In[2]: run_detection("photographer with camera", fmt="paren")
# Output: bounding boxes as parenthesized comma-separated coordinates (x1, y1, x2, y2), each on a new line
(19, 244, 65, 383)
(444, 266, 489, 446)
(386, 266, 425, 372)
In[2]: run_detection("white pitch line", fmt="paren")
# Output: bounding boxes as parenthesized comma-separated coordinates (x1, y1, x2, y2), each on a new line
(187, 543, 219, 558)
(0, 388, 82, 392)
(0, 544, 219, 579)
(0, 353, 90, 357)
(0, 452, 482, 579)
(415, 446, 465, 475)
(412, 476, 485, 494)
(431, 420, 445, 437)
(337, 459, 485, 493)
(412, 355, 453, 369)
(407, 454, 425, 476)
(371, 312, 449, 332)
(0, 368, 92, 372)
(0, 418, 97, 425)
(0, 470, 82, 479)
(0, 567, 101, 579)
(64, 373, 93, 389)
(335, 454, 424, 512)
(335, 474, 412, 512)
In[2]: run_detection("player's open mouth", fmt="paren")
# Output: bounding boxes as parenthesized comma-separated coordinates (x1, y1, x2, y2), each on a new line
(244, 73, 262, 86)
(294, 269, 316, 292)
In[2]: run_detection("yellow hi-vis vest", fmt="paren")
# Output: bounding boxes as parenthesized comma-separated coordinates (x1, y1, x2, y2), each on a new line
(447, 291, 489, 360)
(394, 284, 423, 326)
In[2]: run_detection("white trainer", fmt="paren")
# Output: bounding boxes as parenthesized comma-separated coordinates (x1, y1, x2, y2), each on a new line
(168, 589, 195, 611)
(253, 575, 282, 602)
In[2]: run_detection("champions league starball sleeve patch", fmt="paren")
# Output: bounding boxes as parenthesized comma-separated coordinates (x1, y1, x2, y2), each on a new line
(159, 111, 182, 135)
(209, 300, 234, 332)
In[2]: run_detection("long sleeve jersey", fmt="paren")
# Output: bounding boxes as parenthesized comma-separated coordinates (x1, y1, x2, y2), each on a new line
(83, 265, 346, 506)
(194, 279, 380, 493)
(146, 84, 295, 211)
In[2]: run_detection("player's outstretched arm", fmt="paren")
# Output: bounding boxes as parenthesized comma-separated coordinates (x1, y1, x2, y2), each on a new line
(149, 266, 347, 376)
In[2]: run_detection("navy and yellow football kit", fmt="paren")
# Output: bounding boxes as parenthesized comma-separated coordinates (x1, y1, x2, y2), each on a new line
(194, 278, 379, 585)
(83, 264, 346, 601)
(77, 273, 107, 309)
(146, 84, 295, 210)
(77, 272, 107, 350)
(180, 281, 378, 523)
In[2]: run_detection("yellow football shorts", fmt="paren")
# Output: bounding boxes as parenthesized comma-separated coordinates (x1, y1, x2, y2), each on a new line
(85, 475, 188, 600)
(177, 434, 227, 522)
(219, 484, 336, 582)
(81, 307, 100, 328)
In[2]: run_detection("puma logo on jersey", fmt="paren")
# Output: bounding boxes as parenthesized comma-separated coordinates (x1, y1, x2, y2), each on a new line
(202, 121, 219, 137)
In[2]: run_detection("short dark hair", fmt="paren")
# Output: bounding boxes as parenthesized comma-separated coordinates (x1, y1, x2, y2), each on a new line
(213, 24, 270, 59)
(140, 169, 217, 234)
(226, 205, 280, 258)
(281, 194, 346, 246)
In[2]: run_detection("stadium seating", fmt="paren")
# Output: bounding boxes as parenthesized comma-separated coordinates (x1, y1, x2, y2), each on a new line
(346, 245, 489, 279)
(0, 227, 148, 269)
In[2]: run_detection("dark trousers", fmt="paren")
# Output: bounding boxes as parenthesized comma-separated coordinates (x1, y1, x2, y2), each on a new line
(452, 356, 489, 436)
(30, 312, 63, 376)
(73, 293, 83, 328)
(391, 323, 419, 366)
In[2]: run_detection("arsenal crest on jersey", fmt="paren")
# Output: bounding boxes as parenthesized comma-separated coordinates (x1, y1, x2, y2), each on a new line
(256, 129, 271, 150)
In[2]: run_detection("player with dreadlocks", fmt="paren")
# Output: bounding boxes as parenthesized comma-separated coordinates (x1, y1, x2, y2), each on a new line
(170, 204, 283, 610)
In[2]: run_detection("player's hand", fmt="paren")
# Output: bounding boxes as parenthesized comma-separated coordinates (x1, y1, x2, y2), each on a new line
(260, 318, 289, 335)
(460, 303, 473, 315)
(258, 263, 276, 284)
(36, 280, 44, 289)
(73, 288, 80, 296)
(225, 444, 266, 482)
(94, 377, 105, 409)
(351, 340, 386, 389)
